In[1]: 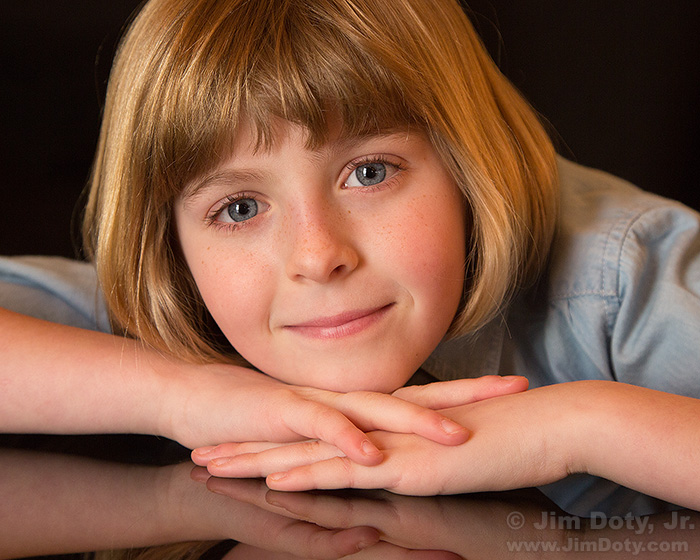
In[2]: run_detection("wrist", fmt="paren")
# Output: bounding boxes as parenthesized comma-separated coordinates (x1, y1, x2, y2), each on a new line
(149, 357, 284, 449)
(549, 380, 612, 478)
(145, 352, 197, 444)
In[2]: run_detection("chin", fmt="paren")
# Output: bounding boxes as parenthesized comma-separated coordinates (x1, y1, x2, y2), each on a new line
(300, 366, 414, 394)
(254, 354, 419, 393)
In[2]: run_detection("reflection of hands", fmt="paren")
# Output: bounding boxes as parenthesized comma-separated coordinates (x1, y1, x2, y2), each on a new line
(188, 470, 381, 559)
(191, 375, 528, 476)
(0, 448, 378, 559)
(196, 471, 463, 559)
(205, 476, 700, 560)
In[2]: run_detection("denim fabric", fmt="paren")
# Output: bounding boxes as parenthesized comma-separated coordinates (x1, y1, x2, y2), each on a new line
(0, 255, 110, 333)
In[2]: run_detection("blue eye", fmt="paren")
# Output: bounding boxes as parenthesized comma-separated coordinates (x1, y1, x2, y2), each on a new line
(226, 198, 259, 222)
(347, 162, 387, 187)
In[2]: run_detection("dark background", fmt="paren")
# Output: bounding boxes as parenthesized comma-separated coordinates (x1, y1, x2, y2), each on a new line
(2, 1, 698, 259)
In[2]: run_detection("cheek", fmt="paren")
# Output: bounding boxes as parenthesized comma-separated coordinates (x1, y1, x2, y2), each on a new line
(184, 244, 275, 345)
(384, 191, 466, 306)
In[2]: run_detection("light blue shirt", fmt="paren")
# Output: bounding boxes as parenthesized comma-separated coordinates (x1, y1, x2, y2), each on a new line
(2, 158, 699, 516)
(0, 255, 110, 332)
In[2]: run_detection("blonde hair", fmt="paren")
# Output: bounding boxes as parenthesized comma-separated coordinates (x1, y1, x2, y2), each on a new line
(83, 0, 558, 363)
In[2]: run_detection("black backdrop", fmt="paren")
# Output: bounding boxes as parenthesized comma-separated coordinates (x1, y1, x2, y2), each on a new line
(2, 1, 698, 259)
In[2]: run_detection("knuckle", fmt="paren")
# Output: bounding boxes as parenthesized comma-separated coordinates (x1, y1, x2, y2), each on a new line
(417, 407, 443, 426)
(334, 456, 356, 486)
(300, 439, 322, 456)
(311, 406, 345, 434)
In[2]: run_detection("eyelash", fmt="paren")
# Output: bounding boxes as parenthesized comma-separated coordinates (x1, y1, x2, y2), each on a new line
(205, 192, 262, 232)
(204, 155, 405, 231)
(343, 155, 405, 191)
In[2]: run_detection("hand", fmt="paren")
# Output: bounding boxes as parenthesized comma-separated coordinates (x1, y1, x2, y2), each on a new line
(189, 370, 527, 465)
(198, 382, 575, 495)
(187, 375, 528, 469)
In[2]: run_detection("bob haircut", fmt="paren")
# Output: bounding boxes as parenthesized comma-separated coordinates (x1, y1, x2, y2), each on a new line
(83, 0, 558, 364)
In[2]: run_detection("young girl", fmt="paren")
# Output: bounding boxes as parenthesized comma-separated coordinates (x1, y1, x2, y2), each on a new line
(1, 0, 699, 524)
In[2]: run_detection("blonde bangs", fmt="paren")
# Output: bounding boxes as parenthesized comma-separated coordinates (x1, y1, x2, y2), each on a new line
(138, 0, 434, 200)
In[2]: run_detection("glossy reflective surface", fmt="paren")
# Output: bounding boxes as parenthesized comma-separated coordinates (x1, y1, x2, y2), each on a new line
(1, 438, 698, 559)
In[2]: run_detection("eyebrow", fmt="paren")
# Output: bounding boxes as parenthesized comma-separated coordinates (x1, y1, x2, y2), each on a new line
(180, 169, 268, 205)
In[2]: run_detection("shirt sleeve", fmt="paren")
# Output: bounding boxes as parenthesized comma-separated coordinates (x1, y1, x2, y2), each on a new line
(609, 200, 700, 397)
(0, 255, 111, 333)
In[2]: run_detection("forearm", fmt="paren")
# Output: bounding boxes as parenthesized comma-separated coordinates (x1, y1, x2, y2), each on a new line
(568, 380, 700, 510)
(0, 449, 184, 557)
(0, 307, 173, 437)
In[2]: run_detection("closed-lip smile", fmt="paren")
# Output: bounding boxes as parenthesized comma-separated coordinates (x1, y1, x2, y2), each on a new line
(284, 303, 394, 340)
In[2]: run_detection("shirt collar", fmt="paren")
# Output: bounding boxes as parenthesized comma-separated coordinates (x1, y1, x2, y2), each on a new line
(422, 316, 507, 381)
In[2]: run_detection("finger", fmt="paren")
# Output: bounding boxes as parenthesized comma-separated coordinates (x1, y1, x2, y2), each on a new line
(192, 442, 284, 466)
(206, 440, 344, 479)
(266, 456, 393, 493)
(392, 375, 528, 409)
(282, 400, 384, 466)
(319, 391, 470, 446)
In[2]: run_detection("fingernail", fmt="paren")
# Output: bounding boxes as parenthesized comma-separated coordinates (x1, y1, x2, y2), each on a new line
(268, 471, 289, 482)
(361, 439, 381, 456)
(266, 497, 284, 508)
(209, 457, 233, 468)
(441, 419, 466, 434)
(193, 446, 217, 456)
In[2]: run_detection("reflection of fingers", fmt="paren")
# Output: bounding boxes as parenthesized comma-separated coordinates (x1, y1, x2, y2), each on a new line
(201, 479, 380, 559)
(268, 521, 380, 560)
(265, 489, 398, 530)
(190, 465, 211, 482)
(207, 441, 344, 478)
(345, 542, 462, 560)
(393, 375, 528, 409)
(206, 476, 271, 503)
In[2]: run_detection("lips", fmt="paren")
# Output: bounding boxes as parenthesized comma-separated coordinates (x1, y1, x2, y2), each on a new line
(284, 303, 394, 340)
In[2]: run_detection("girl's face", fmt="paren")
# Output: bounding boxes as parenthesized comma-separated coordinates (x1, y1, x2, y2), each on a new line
(175, 119, 466, 392)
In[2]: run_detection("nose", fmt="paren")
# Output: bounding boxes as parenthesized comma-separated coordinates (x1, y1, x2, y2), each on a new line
(284, 200, 360, 283)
